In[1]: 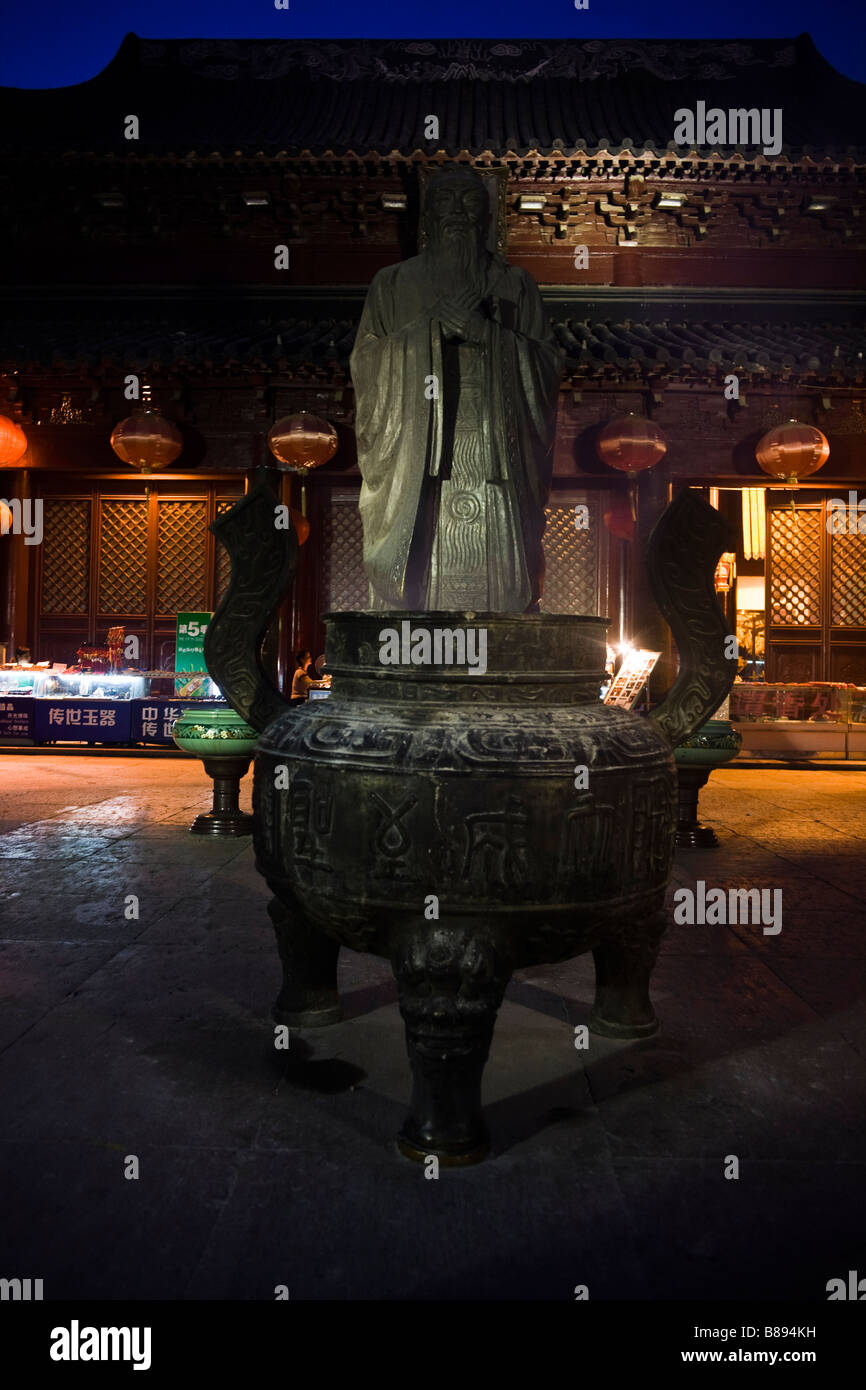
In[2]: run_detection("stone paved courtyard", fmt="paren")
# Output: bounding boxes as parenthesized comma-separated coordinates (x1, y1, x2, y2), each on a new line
(1, 754, 865, 1300)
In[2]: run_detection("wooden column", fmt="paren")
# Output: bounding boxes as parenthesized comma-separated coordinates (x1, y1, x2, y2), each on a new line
(0, 477, 11, 657)
(276, 468, 293, 692)
(631, 468, 675, 703)
(285, 473, 326, 669)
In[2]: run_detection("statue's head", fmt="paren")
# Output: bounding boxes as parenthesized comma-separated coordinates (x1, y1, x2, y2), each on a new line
(423, 167, 488, 258)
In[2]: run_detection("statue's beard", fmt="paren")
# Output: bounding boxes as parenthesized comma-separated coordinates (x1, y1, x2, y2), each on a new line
(427, 224, 485, 294)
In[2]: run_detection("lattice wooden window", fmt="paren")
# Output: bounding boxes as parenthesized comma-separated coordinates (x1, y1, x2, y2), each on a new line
(831, 531, 866, 627)
(769, 509, 822, 626)
(157, 500, 208, 613)
(541, 502, 600, 615)
(214, 499, 239, 607)
(323, 500, 369, 611)
(40, 500, 90, 614)
(98, 500, 147, 614)
(320, 496, 603, 615)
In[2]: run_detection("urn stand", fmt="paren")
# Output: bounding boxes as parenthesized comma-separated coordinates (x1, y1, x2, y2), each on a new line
(674, 718, 743, 849)
(204, 480, 736, 1162)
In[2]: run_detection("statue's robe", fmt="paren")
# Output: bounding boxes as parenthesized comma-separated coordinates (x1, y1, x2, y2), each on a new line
(350, 251, 562, 611)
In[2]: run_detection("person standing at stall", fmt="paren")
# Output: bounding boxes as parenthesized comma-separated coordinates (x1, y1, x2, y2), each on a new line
(290, 650, 327, 704)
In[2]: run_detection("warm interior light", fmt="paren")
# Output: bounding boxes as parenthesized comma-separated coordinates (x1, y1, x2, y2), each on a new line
(737, 575, 765, 610)
(742, 488, 766, 561)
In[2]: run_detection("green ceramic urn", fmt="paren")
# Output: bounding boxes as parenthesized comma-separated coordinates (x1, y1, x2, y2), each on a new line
(172, 706, 259, 836)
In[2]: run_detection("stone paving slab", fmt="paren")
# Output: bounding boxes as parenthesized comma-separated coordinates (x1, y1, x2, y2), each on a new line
(0, 940, 130, 1051)
(0, 757, 864, 1299)
(0, 1140, 238, 1301)
(612, 1158, 866, 1301)
(184, 1144, 648, 1301)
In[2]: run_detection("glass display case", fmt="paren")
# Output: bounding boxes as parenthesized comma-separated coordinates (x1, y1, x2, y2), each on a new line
(730, 682, 866, 759)
(142, 670, 223, 699)
(730, 682, 850, 723)
(849, 690, 866, 725)
(1, 666, 227, 747)
(32, 671, 147, 701)
(28, 670, 146, 743)
(0, 667, 40, 695)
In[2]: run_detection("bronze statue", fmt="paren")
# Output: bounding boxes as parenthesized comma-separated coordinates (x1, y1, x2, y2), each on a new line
(350, 166, 563, 612)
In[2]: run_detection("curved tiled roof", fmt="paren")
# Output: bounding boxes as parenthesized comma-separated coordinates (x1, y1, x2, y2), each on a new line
(3, 313, 864, 383)
(2, 33, 865, 159)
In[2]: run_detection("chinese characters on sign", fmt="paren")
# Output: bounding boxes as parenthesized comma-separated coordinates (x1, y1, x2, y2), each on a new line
(0, 699, 31, 737)
(3, 697, 224, 745)
(47, 706, 117, 727)
(129, 699, 223, 744)
(33, 700, 132, 743)
(175, 612, 213, 697)
(138, 704, 185, 741)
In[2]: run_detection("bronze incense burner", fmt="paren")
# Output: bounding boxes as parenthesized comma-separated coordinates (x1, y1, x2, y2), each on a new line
(206, 482, 734, 1163)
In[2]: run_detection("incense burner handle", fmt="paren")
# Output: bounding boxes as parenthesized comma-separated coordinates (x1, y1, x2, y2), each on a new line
(647, 489, 737, 748)
(203, 474, 297, 734)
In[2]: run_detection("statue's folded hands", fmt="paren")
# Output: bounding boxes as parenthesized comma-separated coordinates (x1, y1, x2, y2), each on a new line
(460, 310, 489, 342)
(439, 304, 488, 342)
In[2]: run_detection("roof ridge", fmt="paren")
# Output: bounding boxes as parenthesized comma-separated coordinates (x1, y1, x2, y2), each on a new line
(133, 35, 806, 85)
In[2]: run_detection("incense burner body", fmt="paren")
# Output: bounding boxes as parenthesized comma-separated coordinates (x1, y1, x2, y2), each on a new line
(254, 610, 675, 978)
(205, 485, 735, 1163)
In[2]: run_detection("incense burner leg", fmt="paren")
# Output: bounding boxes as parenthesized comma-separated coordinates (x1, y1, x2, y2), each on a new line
(393, 924, 510, 1165)
(589, 909, 666, 1039)
(267, 880, 342, 1027)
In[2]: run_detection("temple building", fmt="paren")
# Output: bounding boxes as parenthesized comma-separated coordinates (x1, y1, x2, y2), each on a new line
(1, 33, 865, 728)
(2, 32, 866, 1311)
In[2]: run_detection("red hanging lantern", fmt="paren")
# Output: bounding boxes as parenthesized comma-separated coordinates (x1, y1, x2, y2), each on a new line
(110, 390, 182, 474)
(267, 412, 338, 472)
(596, 414, 667, 519)
(0, 415, 27, 467)
(603, 494, 636, 542)
(756, 418, 829, 487)
(0, 499, 13, 532)
(268, 411, 338, 514)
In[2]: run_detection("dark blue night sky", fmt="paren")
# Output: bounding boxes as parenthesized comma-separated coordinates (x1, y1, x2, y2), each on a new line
(2, 0, 866, 89)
